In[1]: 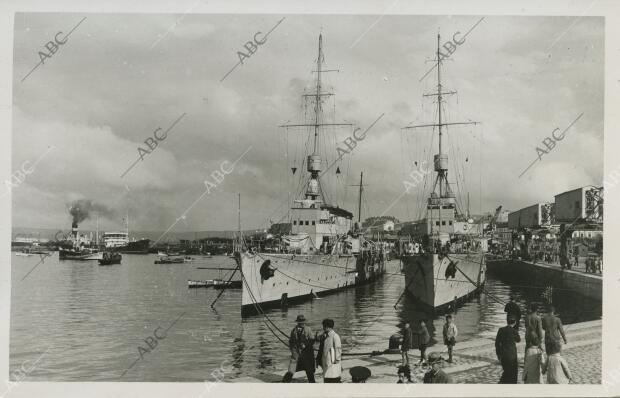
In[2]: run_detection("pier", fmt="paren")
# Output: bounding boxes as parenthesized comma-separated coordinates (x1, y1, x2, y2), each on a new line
(487, 258, 602, 301)
(231, 319, 601, 383)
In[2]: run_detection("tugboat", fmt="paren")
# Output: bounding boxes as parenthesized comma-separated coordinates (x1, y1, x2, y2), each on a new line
(399, 34, 486, 312)
(58, 221, 102, 260)
(98, 252, 122, 265)
(237, 34, 386, 316)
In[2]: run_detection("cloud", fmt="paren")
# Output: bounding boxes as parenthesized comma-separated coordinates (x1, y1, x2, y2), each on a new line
(11, 14, 604, 231)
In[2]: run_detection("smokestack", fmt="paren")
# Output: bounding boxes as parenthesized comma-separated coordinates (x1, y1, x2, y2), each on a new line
(72, 221, 78, 240)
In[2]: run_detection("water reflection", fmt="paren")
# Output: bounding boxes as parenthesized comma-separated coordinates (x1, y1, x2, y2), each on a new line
(10, 254, 599, 381)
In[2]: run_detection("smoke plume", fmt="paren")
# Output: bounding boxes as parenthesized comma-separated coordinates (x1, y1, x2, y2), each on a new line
(69, 199, 116, 224)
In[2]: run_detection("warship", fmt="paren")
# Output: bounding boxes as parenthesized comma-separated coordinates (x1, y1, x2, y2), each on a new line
(400, 34, 487, 312)
(237, 34, 386, 316)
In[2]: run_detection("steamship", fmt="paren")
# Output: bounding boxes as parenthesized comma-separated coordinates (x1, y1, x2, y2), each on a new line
(400, 34, 486, 312)
(58, 221, 102, 260)
(102, 214, 150, 254)
(102, 232, 150, 254)
(238, 34, 386, 316)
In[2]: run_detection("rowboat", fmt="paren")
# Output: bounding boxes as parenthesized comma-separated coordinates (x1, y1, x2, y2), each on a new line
(154, 256, 185, 264)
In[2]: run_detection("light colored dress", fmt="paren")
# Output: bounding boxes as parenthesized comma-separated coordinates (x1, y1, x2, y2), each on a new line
(543, 353, 572, 384)
(523, 347, 545, 383)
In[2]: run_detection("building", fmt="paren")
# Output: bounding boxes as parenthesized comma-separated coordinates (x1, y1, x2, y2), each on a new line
(507, 202, 554, 229)
(369, 220, 395, 234)
(554, 186, 603, 224)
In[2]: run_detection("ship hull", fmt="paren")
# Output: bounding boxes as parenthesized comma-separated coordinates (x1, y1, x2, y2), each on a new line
(240, 251, 385, 316)
(116, 239, 150, 254)
(59, 249, 102, 261)
(402, 252, 486, 312)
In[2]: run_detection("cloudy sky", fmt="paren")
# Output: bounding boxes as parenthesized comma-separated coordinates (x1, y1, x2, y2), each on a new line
(11, 13, 603, 233)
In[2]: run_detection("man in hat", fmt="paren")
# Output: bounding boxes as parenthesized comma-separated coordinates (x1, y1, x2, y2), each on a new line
(504, 295, 522, 331)
(350, 366, 371, 383)
(423, 352, 453, 383)
(282, 314, 316, 383)
(495, 314, 521, 383)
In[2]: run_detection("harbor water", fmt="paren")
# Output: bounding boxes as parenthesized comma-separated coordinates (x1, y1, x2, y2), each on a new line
(10, 253, 601, 382)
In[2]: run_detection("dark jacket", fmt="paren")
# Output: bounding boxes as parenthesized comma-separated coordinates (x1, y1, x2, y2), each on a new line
(495, 325, 521, 360)
(504, 301, 522, 320)
(542, 313, 567, 343)
(423, 369, 453, 383)
(289, 325, 315, 372)
(524, 313, 543, 348)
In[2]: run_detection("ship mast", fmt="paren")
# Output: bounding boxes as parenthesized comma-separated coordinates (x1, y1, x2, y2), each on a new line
(403, 33, 478, 213)
(358, 172, 363, 223)
(280, 34, 353, 209)
(313, 34, 323, 155)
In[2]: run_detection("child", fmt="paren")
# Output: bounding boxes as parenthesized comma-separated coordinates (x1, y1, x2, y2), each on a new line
(396, 364, 413, 383)
(542, 340, 573, 384)
(401, 322, 413, 367)
(417, 320, 431, 364)
(442, 315, 458, 363)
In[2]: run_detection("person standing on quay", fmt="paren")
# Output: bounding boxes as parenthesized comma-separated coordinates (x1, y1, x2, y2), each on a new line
(495, 315, 521, 384)
(316, 318, 342, 383)
(542, 305, 567, 355)
(400, 322, 413, 367)
(525, 303, 544, 350)
(504, 295, 522, 331)
(416, 320, 431, 364)
(442, 314, 458, 363)
(282, 314, 315, 383)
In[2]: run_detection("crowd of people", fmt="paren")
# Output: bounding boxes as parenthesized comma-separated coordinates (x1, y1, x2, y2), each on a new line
(492, 246, 603, 275)
(499, 296, 573, 384)
(282, 300, 573, 384)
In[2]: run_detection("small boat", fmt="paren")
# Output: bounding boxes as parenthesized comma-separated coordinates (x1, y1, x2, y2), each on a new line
(84, 251, 104, 260)
(158, 250, 181, 256)
(30, 249, 51, 255)
(184, 256, 194, 263)
(188, 280, 210, 288)
(187, 279, 242, 288)
(15, 251, 34, 257)
(99, 252, 122, 265)
(213, 280, 242, 289)
(154, 256, 185, 264)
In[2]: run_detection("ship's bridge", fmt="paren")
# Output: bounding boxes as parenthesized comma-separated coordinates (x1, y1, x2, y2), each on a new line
(426, 193, 456, 235)
(289, 204, 353, 252)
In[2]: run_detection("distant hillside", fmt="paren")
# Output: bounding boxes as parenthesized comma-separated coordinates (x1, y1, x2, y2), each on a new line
(11, 227, 262, 242)
(362, 216, 400, 229)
